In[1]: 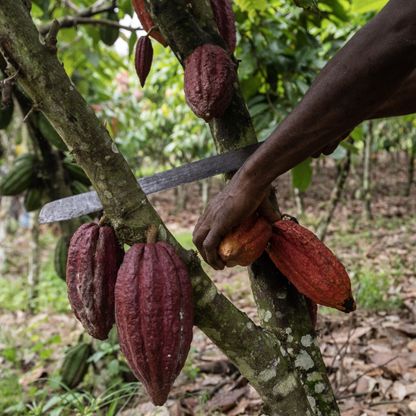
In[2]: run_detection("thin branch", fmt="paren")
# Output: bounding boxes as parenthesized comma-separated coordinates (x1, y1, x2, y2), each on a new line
(40, 17, 141, 35)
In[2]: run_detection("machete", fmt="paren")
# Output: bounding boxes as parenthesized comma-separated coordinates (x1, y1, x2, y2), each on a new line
(39, 141, 262, 224)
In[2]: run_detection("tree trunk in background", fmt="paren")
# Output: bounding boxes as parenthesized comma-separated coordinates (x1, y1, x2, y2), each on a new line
(27, 211, 40, 313)
(201, 178, 210, 210)
(405, 136, 415, 197)
(294, 187, 305, 217)
(317, 150, 352, 242)
(362, 122, 373, 221)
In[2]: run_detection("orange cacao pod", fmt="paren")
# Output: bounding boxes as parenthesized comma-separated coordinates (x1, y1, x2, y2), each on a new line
(66, 223, 124, 340)
(218, 215, 272, 267)
(210, 0, 236, 52)
(131, 0, 167, 46)
(135, 36, 153, 87)
(184, 44, 236, 121)
(266, 220, 356, 313)
(115, 242, 194, 405)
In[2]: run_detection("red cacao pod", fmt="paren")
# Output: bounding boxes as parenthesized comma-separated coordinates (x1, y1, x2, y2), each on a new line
(131, 0, 167, 46)
(66, 223, 124, 340)
(115, 241, 194, 405)
(218, 215, 272, 267)
(210, 0, 237, 52)
(184, 44, 236, 121)
(266, 220, 356, 313)
(135, 36, 153, 87)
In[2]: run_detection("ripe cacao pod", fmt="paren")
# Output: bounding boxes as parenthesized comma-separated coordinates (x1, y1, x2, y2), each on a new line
(210, 0, 237, 52)
(135, 36, 153, 87)
(0, 154, 36, 196)
(54, 235, 71, 281)
(60, 340, 93, 388)
(115, 241, 194, 406)
(266, 220, 356, 312)
(218, 215, 272, 267)
(184, 44, 236, 121)
(131, 0, 167, 46)
(66, 223, 124, 340)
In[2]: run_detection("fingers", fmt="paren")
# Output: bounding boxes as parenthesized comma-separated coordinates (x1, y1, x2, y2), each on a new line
(202, 228, 225, 270)
(258, 199, 281, 223)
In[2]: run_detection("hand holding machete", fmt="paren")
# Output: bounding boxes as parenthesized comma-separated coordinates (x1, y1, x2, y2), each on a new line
(193, 0, 416, 269)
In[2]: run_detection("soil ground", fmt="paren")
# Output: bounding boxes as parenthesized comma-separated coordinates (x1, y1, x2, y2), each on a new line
(1, 152, 415, 415)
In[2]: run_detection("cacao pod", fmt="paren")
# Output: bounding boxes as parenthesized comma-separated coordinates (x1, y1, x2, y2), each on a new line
(63, 160, 91, 186)
(115, 241, 194, 405)
(70, 180, 89, 195)
(54, 235, 71, 281)
(184, 44, 236, 121)
(100, 12, 120, 46)
(135, 36, 153, 87)
(38, 113, 68, 151)
(24, 186, 44, 212)
(60, 340, 93, 389)
(218, 215, 272, 267)
(0, 99, 14, 130)
(210, 0, 237, 52)
(0, 154, 36, 196)
(266, 220, 356, 312)
(131, 0, 167, 46)
(66, 223, 124, 340)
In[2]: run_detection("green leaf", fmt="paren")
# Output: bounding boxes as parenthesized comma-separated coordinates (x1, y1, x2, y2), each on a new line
(351, 0, 387, 13)
(291, 158, 312, 191)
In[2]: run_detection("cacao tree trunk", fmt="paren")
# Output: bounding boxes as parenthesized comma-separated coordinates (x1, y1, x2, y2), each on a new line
(27, 211, 40, 313)
(294, 187, 305, 217)
(316, 149, 351, 242)
(405, 135, 415, 197)
(0, 2, 340, 414)
(362, 122, 373, 221)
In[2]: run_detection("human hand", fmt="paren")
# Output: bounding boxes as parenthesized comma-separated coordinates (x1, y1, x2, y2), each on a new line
(193, 170, 280, 270)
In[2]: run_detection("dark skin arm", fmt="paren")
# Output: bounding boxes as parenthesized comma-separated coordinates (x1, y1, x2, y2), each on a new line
(193, 0, 416, 269)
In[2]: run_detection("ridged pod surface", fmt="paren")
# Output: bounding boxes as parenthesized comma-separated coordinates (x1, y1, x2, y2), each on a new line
(67, 223, 124, 340)
(219, 215, 272, 266)
(115, 242, 194, 406)
(131, 0, 167, 46)
(210, 0, 237, 52)
(184, 44, 236, 121)
(135, 36, 153, 87)
(267, 220, 356, 313)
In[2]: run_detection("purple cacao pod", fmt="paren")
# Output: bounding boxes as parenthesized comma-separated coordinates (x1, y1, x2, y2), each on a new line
(66, 223, 124, 340)
(115, 241, 194, 405)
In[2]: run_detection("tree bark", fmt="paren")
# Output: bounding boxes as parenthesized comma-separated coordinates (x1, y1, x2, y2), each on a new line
(405, 135, 415, 197)
(317, 150, 351, 242)
(0, 1, 339, 414)
(362, 122, 373, 220)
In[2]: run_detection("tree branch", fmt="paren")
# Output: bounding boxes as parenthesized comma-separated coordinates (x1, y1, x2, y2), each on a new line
(38, 1, 137, 35)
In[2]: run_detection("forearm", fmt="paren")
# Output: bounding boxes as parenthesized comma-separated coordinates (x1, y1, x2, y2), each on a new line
(243, 0, 416, 188)
(370, 68, 416, 119)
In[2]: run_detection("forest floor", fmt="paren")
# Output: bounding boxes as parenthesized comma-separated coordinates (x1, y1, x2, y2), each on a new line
(0, 152, 416, 416)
